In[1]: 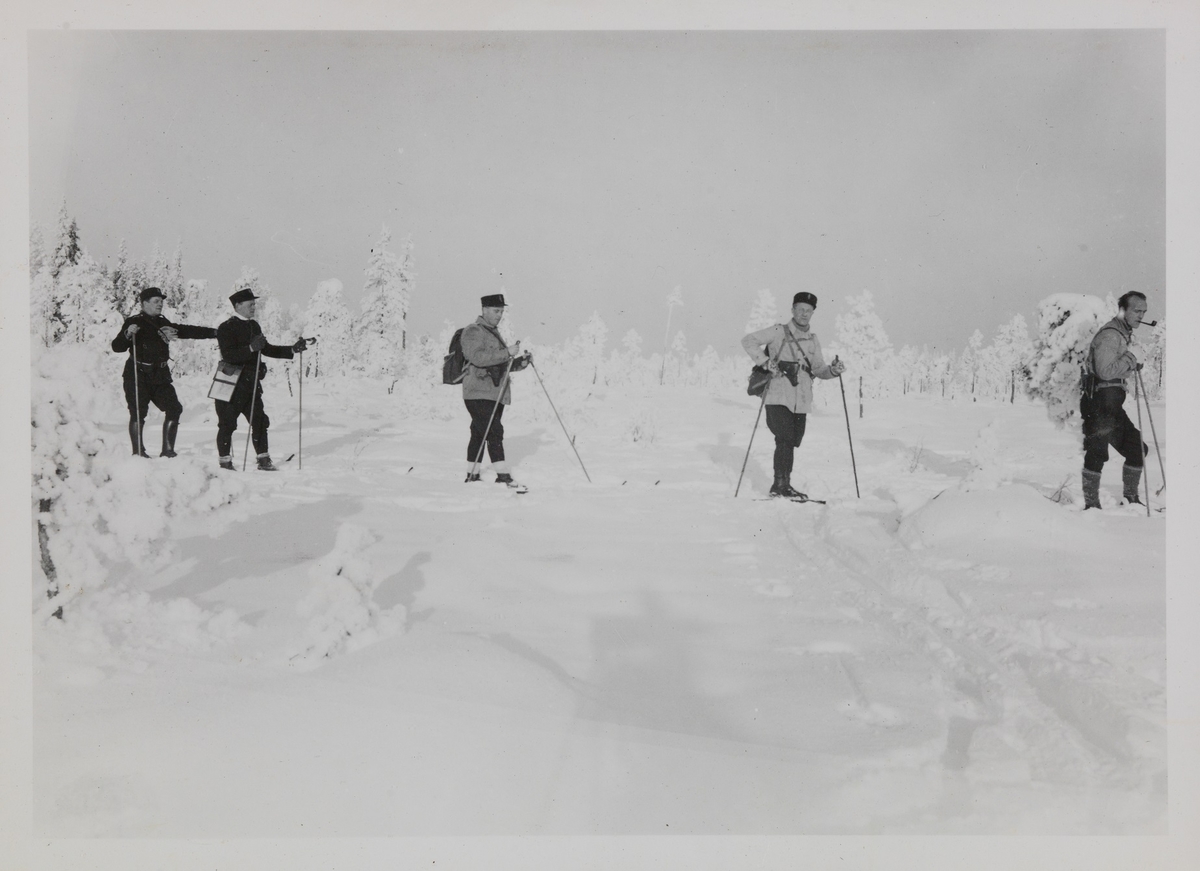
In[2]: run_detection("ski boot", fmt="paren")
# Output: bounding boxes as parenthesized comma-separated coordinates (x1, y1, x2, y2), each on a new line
(256, 454, 279, 471)
(219, 456, 235, 471)
(1122, 464, 1143, 505)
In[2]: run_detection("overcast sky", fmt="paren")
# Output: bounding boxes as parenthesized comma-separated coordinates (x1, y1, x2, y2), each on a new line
(29, 29, 1164, 353)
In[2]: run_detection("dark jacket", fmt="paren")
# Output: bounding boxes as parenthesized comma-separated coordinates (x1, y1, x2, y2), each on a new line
(216, 316, 295, 405)
(111, 313, 217, 382)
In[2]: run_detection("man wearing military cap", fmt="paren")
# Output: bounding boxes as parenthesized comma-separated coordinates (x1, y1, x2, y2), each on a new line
(110, 286, 218, 457)
(459, 293, 532, 487)
(741, 291, 846, 498)
(214, 288, 311, 471)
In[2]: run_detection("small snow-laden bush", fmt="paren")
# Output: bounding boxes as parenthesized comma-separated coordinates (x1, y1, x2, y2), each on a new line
(961, 420, 1007, 491)
(1024, 293, 1112, 429)
(290, 523, 405, 668)
(32, 343, 243, 616)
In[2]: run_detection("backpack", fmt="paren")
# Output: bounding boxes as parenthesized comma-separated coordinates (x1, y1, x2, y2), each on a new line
(441, 328, 467, 385)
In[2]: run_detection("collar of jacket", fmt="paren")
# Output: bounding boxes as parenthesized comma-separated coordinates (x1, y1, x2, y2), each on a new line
(474, 317, 508, 346)
(1104, 316, 1132, 341)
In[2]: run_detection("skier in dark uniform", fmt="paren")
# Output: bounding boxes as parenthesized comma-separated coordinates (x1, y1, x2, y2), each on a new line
(1080, 291, 1150, 509)
(110, 286, 218, 458)
(741, 291, 846, 498)
(214, 288, 309, 471)
(460, 293, 531, 487)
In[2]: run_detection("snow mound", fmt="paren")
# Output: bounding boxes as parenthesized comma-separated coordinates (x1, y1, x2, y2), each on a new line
(290, 523, 406, 668)
(898, 483, 1075, 552)
(39, 582, 249, 676)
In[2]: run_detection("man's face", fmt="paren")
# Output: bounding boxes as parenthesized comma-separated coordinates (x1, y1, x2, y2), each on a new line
(1121, 296, 1148, 329)
(791, 302, 815, 327)
(141, 296, 164, 317)
(482, 305, 505, 327)
(235, 300, 257, 319)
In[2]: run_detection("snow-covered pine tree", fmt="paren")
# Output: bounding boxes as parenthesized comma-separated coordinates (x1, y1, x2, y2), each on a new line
(659, 285, 684, 385)
(989, 313, 1034, 401)
(566, 311, 607, 386)
(1024, 293, 1112, 428)
(744, 288, 779, 333)
(355, 226, 415, 377)
(958, 329, 985, 399)
(301, 279, 353, 377)
(834, 290, 895, 399)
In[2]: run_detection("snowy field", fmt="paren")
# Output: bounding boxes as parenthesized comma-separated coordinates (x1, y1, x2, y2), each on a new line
(31, 351, 1167, 839)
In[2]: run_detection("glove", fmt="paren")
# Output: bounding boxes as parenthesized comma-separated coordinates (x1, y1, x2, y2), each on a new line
(125, 323, 140, 338)
(292, 338, 308, 353)
(1134, 362, 1143, 371)
(249, 335, 267, 352)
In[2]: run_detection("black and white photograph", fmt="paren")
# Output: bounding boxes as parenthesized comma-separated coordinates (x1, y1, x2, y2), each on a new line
(3, 1, 1197, 869)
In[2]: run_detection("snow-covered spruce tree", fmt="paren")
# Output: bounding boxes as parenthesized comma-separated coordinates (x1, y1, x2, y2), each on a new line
(30, 221, 47, 279)
(1024, 293, 1112, 428)
(31, 266, 58, 347)
(744, 288, 779, 332)
(168, 279, 223, 377)
(833, 290, 895, 400)
(144, 243, 171, 298)
(49, 201, 81, 279)
(300, 279, 353, 377)
(56, 250, 117, 347)
(355, 226, 415, 377)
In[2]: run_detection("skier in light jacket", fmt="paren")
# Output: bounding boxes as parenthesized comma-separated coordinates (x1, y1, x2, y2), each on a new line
(1079, 290, 1150, 509)
(460, 293, 531, 486)
(741, 291, 845, 498)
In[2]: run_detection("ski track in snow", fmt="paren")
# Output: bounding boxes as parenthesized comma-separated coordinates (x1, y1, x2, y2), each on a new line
(33, 378, 1166, 835)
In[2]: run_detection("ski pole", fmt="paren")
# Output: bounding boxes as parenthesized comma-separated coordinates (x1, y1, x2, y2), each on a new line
(131, 332, 143, 457)
(837, 360, 861, 498)
(472, 358, 514, 475)
(242, 350, 263, 471)
(1135, 367, 1165, 495)
(298, 348, 303, 471)
(529, 360, 591, 482)
(1133, 370, 1150, 516)
(734, 387, 770, 497)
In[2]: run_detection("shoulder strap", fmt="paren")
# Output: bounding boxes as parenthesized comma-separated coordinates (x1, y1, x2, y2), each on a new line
(780, 323, 813, 369)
